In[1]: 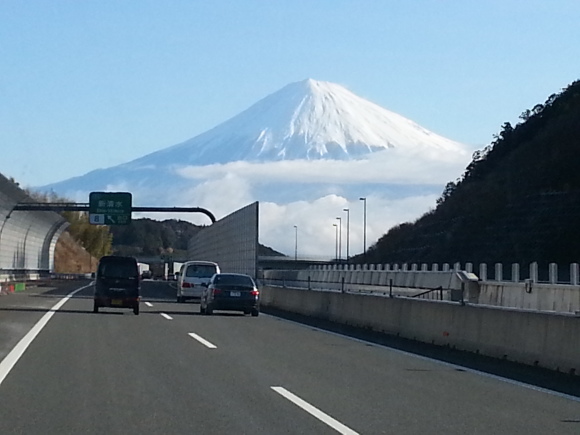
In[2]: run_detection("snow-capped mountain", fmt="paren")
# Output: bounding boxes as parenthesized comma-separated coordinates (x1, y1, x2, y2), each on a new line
(42, 79, 468, 198)
(122, 78, 465, 169)
(41, 78, 472, 257)
(42, 79, 470, 225)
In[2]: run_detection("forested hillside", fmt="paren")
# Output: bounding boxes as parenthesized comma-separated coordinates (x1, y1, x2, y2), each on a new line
(109, 218, 201, 258)
(359, 79, 580, 266)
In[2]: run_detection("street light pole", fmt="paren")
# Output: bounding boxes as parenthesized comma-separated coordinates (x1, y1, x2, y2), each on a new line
(343, 208, 350, 261)
(335, 217, 342, 262)
(332, 223, 338, 261)
(359, 197, 367, 261)
(294, 225, 298, 261)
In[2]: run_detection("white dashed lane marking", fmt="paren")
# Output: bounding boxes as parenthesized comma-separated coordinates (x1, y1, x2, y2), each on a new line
(188, 332, 217, 349)
(271, 386, 359, 435)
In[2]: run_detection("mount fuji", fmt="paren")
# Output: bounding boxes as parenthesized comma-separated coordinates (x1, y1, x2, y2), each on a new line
(41, 79, 472, 256)
(124, 78, 465, 166)
(43, 79, 468, 195)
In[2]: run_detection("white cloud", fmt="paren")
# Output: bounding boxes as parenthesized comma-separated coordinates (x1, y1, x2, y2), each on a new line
(57, 155, 457, 258)
(125, 153, 466, 257)
(134, 173, 254, 225)
(183, 174, 253, 219)
(257, 193, 439, 258)
(174, 148, 469, 186)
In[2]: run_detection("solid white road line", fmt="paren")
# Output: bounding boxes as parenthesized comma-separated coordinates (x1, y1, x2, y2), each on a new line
(264, 314, 580, 404)
(160, 313, 173, 320)
(188, 332, 217, 349)
(145, 302, 153, 307)
(0, 283, 92, 388)
(271, 386, 359, 435)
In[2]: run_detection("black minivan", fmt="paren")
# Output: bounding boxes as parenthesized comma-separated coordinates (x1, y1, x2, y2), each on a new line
(93, 256, 140, 315)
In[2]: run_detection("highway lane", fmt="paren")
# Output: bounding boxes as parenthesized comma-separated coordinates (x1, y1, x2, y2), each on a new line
(0, 280, 579, 434)
(0, 280, 89, 363)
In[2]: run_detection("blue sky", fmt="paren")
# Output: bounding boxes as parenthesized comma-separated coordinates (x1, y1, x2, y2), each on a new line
(1, 0, 580, 188)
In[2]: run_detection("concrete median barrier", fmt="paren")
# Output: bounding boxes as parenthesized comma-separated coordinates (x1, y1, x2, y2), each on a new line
(261, 285, 580, 375)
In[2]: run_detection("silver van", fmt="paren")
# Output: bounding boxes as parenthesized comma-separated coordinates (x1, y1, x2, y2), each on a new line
(176, 260, 220, 302)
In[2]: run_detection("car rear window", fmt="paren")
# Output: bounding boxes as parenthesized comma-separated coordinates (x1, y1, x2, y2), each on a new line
(214, 274, 254, 287)
(99, 261, 138, 279)
(185, 264, 217, 278)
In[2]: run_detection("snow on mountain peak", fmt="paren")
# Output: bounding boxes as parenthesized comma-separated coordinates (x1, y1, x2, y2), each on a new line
(129, 78, 467, 168)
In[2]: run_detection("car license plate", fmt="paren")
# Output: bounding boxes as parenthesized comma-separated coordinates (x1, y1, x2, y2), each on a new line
(111, 299, 123, 306)
(230, 291, 241, 297)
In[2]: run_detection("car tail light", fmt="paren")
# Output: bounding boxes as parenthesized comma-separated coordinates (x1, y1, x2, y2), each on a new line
(251, 290, 259, 296)
(182, 282, 193, 288)
(212, 288, 222, 295)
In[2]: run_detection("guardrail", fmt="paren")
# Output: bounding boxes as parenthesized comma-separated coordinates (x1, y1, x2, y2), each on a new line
(0, 271, 44, 283)
(0, 272, 93, 296)
(410, 286, 444, 300)
(49, 273, 93, 280)
(261, 277, 455, 301)
(262, 266, 580, 313)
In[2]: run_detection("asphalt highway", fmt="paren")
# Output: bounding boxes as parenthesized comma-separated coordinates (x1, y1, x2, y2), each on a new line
(0, 280, 579, 434)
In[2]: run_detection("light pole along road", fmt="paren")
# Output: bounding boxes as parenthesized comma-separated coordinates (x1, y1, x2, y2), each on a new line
(294, 224, 298, 261)
(332, 223, 338, 261)
(0, 280, 579, 434)
(343, 207, 350, 261)
(359, 197, 367, 259)
(335, 216, 342, 262)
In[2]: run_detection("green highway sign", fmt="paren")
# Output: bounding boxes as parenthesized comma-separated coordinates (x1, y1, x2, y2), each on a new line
(89, 192, 132, 225)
